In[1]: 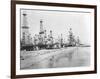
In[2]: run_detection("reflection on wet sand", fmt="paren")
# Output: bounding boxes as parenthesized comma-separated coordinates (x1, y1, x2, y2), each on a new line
(21, 47, 90, 69)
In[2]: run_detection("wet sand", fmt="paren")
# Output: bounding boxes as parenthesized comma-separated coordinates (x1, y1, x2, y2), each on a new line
(20, 47, 90, 69)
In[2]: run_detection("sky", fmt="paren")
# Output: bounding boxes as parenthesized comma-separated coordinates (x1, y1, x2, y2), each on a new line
(21, 9, 91, 45)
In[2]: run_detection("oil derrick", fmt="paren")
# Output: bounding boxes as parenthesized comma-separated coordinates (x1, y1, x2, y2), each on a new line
(60, 34, 63, 47)
(68, 28, 76, 46)
(39, 19, 45, 45)
(50, 30, 53, 45)
(46, 30, 53, 48)
(44, 30, 47, 45)
(40, 19, 44, 34)
(27, 34, 32, 45)
(33, 34, 37, 45)
(21, 11, 30, 46)
(76, 36, 80, 46)
(47, 30, 53, 44)
(34, 34, 40, 46)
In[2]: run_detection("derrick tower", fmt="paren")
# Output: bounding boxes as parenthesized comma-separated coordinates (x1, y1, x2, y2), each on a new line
(50, 30, 53, 44)
(39, 19, 44, 34)
(21, 11, 30, 46)
(39, 19, 45, 44)
(68, 28, 76, 46)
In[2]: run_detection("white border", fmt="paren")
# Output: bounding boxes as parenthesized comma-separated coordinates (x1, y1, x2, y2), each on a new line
(16, 4, 95, 75)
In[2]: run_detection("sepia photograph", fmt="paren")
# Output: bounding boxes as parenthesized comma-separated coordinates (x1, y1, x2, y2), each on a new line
(20, 9, 91, 70)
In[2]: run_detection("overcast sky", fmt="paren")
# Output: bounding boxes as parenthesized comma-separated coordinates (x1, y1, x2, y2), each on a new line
(21, 9, 91, 45)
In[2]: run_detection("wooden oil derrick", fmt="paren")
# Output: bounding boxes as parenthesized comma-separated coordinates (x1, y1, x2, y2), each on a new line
(39, 19, 45, 45)
(21, 11, 30, 46)
(60, 34, 64, 47)
(68, 28, 76, 46)
(76, 36, 80, 46)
